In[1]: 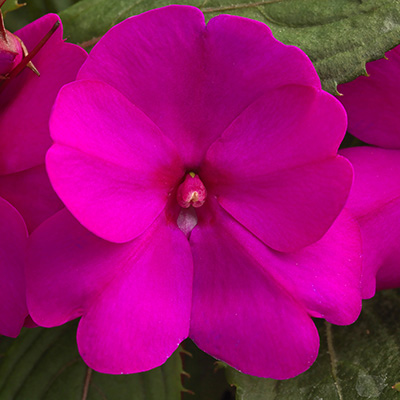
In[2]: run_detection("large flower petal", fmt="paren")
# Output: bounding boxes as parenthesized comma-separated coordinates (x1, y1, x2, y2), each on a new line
(27, 209, 127, 326)
(0, 14, 87, 174)
(338, 45, 400, 149)
(76, 214, 193, 374)
(189, 201, 320, 379)
(265, 210, 362, 325)
(202, 85, 346, 176)
(341, 146, 400, 298)
(0, 165, 63, 233)
(204, 155, 352, 252)
(27, 209, 193, 374)
(0, 197, 28, 337)
(78, 6, 319, 166)
(201, 85, 350, 252)
(48, 80, 184, 243)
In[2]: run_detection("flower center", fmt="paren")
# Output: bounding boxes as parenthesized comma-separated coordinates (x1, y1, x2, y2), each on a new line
(176, 172, 207, 208)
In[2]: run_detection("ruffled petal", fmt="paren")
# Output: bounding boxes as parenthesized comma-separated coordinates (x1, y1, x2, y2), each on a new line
(78, 5, 319, 166)
(27, 209, 193, 374)
(341, 146, 400, 298)
(48, 80, 184, 243)
(0, 165, 63, 233)
(0, 14, 87, 174)
(338, 45, 400, 149)
(189, 201, 319, 379)
(0, 197, 28, 337)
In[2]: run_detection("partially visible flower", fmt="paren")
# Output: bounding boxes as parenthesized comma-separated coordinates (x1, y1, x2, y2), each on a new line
(338, 44, 400, 148)
(27, 6, 362, 379)
(0, 14, 87, 232)
(338, 43, 400, 297)
(0, 14, 86, 336)
(338, 47, 400, 299)
(340, 147, 400, 298)
(0, 197, 27, 337)
(0, 11, 23, 75)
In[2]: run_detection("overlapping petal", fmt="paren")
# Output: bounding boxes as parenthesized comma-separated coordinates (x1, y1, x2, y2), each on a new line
(78, 5, 319, 166)
(264, 210, 362, 325)
(0, 165, 63, 233)
(0, 14, 87, 174)
(190, 201, 320, 379)
(341, 147, 400, 298)
(48, 80, 184, 243)
(0, 197, 28, 337)
(27, 209, 193, 373)
(338, 45, 400, 149)
(200, 84, 351, 252)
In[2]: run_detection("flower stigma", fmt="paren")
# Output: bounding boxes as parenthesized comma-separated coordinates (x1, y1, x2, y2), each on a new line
(176, 172, 207, 209)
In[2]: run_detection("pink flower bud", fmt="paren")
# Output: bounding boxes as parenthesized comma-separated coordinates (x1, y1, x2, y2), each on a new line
(176, 172, 207, 208)
(0, 13, 23, 75)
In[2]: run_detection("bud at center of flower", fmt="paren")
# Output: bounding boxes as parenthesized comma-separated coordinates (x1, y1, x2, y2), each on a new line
(176, 172, 207, 208)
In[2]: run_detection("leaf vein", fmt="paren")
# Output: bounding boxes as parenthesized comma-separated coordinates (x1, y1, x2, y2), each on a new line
(325, 321, 344, 400)
(201, 0, 281, 13)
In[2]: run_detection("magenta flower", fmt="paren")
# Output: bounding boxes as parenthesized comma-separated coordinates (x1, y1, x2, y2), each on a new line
(0, 14, 86, 336)
(338, 44, 400, 148)
(338, 45, 400, 298)
(0, 14, 87, 232)
(0, 197, 28, 337)
(0, 11, 23, 75)
(340, 147, 400, 298)
(27, 6, 362, 379)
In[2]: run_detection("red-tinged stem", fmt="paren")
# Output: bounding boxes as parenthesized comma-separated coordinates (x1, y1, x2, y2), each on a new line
(0, 20, 60, 94)
(0, 10, 6, 40)
(0, 0, 7, 9)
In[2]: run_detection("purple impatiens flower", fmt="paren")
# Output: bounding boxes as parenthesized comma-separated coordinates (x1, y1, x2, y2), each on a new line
(0, 14, 87, 232)
(338, 43, 400, 298)
(339, 45, 400, 149)
(27, 6, 362, 379)
(0, 14, 85, 337)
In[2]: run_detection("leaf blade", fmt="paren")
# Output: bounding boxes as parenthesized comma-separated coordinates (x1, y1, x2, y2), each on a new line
(0, 321, 185, 400)
(59, 0, 400, 93)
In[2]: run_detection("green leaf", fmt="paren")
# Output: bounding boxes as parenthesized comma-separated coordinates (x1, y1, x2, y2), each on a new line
(0, 0, 24, 15)
(182, 339, 234, 400)
(4, 0, 81, 31)
(59, 0, 400, 94)
(226, 289, 400, 400)
(0, 321, 184, 400)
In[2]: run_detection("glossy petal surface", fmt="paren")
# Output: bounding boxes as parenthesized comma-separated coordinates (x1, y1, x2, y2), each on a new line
(190, 201, 320, 379)
(27, 209, 193, 373)
(341, 147, 400, 298)
(338, 45, 400, 148)
(48, 80, 184, 243)
(0, 197, 28, 337)
(0, 14, 87, 174)
(78, 6, 319, 166)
